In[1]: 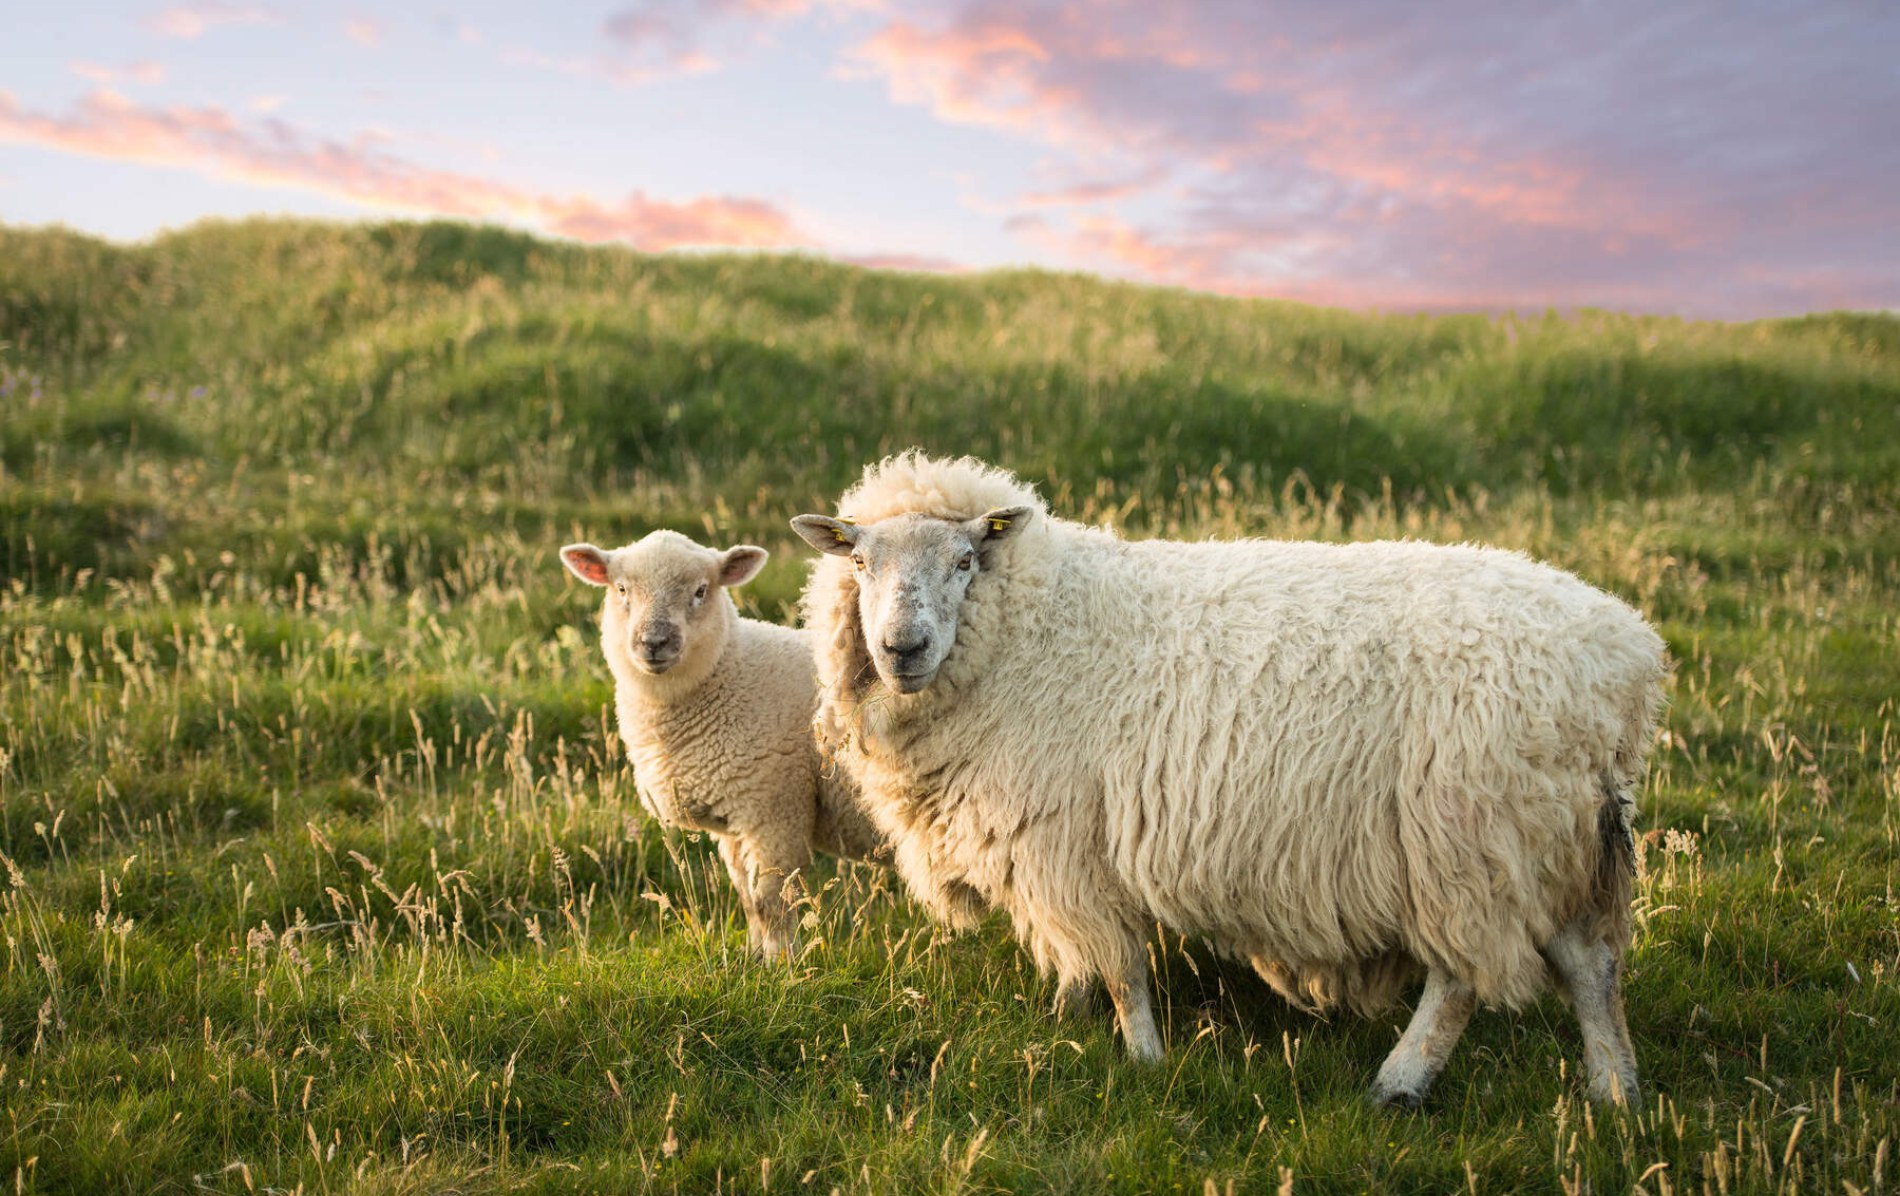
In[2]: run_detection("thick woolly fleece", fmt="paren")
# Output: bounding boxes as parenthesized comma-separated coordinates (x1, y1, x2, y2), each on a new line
(583, 532, 882, 958)
(802, 454, 1668, 1034)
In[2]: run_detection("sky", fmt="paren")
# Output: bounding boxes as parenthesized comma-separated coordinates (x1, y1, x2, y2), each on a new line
(1, 1, 1895, 318)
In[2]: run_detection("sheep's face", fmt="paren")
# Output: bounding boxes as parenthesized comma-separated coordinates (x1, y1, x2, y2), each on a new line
(792, 507, 1031, 694)
(560, 532, 767, 677)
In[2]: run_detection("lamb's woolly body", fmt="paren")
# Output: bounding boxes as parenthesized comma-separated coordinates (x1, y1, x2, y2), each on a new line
(607, 614, 874, 863)
(585, 532, 880, 957)
(803, 454, 1668, 1086)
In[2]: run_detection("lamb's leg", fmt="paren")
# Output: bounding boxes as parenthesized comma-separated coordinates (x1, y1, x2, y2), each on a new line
(1370, 968, 1476, 1108)
(1545, 918, 1639, 1104)
(740, 833, 809, 964)
(714, 835, 764, 955)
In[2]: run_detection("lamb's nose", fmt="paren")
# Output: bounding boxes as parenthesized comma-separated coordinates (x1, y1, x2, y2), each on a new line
(640, 625, 679, 655)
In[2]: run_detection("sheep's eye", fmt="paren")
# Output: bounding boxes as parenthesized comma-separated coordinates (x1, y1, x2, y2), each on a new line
(615, 581, 627, 595)
(956, 553, 975, 572)
(851, 554, 866, 571)
(693, 583, 709, 602)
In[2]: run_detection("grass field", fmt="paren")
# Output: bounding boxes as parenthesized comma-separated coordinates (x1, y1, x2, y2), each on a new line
(2, 217, 1897, 1194)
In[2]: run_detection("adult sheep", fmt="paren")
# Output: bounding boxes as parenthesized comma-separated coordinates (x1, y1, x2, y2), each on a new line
(791, 453, 1668, 1106)
(561, 531, 882, 960)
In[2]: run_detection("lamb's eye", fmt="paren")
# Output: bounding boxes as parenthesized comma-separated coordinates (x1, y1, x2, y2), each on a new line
(693, 583, 709, 603)
(615, 581, 627, 596)
(851, 554, 866, 571)
(956, 553, 974, 572)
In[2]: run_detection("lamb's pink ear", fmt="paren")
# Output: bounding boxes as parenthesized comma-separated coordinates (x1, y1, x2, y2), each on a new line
(560, 543, 611, 586)
(718, 545, 768, 587)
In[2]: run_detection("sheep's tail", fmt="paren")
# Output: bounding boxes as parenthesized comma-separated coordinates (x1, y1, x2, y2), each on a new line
(1593, 773, 1638, 948)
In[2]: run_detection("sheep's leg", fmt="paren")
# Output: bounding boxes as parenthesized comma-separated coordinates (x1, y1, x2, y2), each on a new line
(1035, 917, 1156, 1056)
(1104, 952, 1163, 1062)
(1052, 972, 1095, 1020)
(1545, 919, 1639, 1104)
(714, 835, 765, 955)
(1369, 969, 1476, 1108)
(1013, 824, 1159, 1058)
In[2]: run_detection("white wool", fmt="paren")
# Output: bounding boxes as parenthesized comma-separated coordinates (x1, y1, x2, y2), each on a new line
(801, 453, 1668, 1094)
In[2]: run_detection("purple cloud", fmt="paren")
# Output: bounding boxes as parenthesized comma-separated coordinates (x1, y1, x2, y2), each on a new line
(849, 0, 1900, 314)
(523, 0, 865, 86)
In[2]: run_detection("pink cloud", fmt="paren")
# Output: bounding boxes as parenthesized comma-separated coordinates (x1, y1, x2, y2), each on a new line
(1014, 167, 1165, 209)
(70, 60, 168, 85)
(344, 17, 384, 47)
(143, 2, 278, 39)
(847, 1, 1899, 316)
(1010, 211, 1295, 299)
(846, 19, 1056, 132)
(0, 89, 809, 252)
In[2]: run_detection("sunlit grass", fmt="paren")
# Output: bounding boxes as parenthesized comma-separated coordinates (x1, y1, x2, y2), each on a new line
(1, 217, 1897, 1192)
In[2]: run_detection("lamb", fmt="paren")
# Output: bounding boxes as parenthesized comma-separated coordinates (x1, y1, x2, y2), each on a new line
(791, 452, 1669, 1106)
(560, 530, 882, 960)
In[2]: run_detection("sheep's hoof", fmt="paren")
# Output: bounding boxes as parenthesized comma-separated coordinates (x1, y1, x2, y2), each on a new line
(1369, 1084, 1427, 1110)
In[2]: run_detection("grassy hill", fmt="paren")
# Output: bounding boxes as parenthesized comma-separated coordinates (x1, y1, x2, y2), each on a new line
(2, 218, 1897, 1193)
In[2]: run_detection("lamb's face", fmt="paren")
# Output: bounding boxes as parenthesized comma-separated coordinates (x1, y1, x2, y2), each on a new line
(792, 506, 1031, 695)
(560, 532, 767, 677)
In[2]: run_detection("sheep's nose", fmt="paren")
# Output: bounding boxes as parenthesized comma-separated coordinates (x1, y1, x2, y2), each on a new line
(883, 630, 931, 658)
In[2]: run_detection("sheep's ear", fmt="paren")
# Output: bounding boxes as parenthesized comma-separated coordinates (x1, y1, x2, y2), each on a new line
(790, 515, 860, 557)
(964, 506, 1033, 546)
(718, 545, 768, 587)
(560, 543, 611, 586)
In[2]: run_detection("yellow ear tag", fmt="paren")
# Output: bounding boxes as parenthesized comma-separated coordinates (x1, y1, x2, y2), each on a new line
(831, 527, 850, 543)
(988, 517, 1010, 532)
